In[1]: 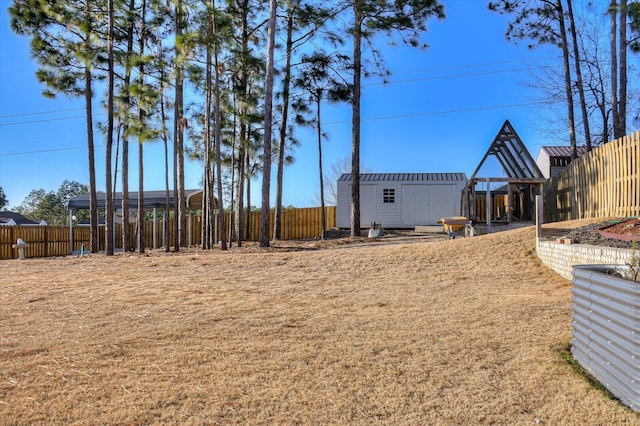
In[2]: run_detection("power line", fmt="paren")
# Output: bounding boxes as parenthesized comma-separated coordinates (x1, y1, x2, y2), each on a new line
(324, 101, 544, 125)
(1, 101, 542, 157)
(0, 114, 96, 126)
(389, 56, 558, 76)
(0, 58, 554, 126)
(0, 107, 87, 119)
(0, 144, 104, 157)
(366, 67, 541, 87)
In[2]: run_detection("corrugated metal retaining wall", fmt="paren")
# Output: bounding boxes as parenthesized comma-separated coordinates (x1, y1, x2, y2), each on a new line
(571, 265, 640, 411)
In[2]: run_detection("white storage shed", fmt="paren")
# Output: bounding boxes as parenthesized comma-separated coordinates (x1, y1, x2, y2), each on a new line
(336, 172, 468, 229)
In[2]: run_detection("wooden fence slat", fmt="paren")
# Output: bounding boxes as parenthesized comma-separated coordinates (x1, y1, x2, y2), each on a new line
(544, 131, 640, 222)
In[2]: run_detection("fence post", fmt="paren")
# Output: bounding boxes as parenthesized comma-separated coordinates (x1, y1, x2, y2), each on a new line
(486, 178, 492, 233)
(536, 195, 543, 240)
(10, 226, 15, 260)
(44, 226, 48, 258)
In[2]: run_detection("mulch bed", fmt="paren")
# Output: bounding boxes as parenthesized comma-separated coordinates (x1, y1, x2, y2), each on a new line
(561, 218, 640, 249)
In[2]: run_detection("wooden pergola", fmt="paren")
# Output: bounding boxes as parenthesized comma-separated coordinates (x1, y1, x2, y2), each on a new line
(462, 120, 546, 232)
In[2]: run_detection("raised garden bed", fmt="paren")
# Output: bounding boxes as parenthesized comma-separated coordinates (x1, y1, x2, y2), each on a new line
(598, 218, 640, 243)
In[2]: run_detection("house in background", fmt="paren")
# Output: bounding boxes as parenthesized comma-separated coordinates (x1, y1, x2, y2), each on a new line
(535, 145, 589, 179)
(336, 173, 468, 228)
(0, 211, 47, 226)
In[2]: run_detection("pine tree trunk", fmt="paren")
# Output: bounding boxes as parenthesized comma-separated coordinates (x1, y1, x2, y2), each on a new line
(136, 0, 147, 254)
(174, 0, 186, 250)
(121, 0, 135, 253)
(611, 1, 620, 140)
(203, 40, 213, 249)
(245, 150, 251, 241)
(350, 1, 362, 237)
(619, 0, 627, 137)
(213, 3, 227, 250)
(85, 67, 99, 253)
(317, 96, 326, 240)
(260, 0, 276, 247)
(235, 138, 245, 247)
(157, 31, 171, 253)
(137, 141, 145, 253)
(274, 3, 294, 241)
(557, 0, 578, 159)
(105, 0, 115, 256)
(567, 0, 592, 151)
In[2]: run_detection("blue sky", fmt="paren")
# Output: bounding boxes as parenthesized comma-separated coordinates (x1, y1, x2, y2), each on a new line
(1, 0, 569, 209)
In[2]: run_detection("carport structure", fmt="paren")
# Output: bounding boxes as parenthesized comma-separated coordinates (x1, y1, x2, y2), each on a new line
(66, 189, 203, 250)
(462, 120, 546, 232)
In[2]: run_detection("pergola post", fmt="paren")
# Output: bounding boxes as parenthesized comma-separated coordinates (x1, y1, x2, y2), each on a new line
(507, 183, 513, 223)
(69, 209, 74, 254)
(486, 178, 492, 233)
(153, 207, 157, 249)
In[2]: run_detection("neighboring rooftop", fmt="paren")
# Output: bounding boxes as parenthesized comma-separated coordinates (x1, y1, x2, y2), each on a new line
(539, 145, 590, 158)
(0, 211, 45, 226)
(536, 145, 590, 178)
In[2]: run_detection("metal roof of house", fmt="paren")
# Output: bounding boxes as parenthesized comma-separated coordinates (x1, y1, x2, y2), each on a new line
(539, 145, 589, 158)
(67, 189, 204, 211)
(338, 172, 468, 182)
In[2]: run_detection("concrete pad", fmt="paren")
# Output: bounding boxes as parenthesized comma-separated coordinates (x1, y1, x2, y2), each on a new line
(414, 225, 444, 234)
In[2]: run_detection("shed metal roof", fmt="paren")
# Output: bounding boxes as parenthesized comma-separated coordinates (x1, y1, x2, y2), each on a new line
(338, 172, 468, 182)
(540, 145, 589, 158)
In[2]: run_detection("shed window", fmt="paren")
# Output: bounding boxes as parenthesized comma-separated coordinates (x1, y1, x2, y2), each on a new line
(383, 188, 395, 203)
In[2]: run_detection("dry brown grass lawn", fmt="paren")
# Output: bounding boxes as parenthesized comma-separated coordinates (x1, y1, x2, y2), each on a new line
(1, 220, 639, 425)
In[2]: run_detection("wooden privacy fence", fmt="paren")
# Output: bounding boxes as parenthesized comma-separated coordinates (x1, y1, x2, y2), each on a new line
(241, 206, 336, 241)
(0, 226, 72, 260)
(474, 194, 509, 222)
(544, 132, 640, 222)
(0, 206, 336, 260)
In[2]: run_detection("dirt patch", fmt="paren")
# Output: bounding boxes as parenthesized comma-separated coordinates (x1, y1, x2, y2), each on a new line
(0, 218, 637, 424)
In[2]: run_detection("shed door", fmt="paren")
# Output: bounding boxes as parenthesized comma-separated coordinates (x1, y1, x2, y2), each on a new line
(402, 184, 456, 226)
(360, 185, 376, 226)
(427, 185, 456, 223)
(402, 185, 429, 226)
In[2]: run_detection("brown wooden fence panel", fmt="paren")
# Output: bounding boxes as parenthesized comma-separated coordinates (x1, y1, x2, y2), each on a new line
(0, 206, 338, 259)
(14, 227, 46, 258)
(74, 226, 92, 253)
(0, 226, 15, 259)
(474, 195, 508, 222)
(47, 226, 71, 257)
(544, 132, 640, 222)
(212, 207, 335, 242)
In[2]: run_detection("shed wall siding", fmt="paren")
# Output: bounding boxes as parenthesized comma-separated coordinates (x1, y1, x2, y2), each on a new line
(337, 178, 465, 228)
(337, 179, 351, 228)
(372, 183, 403, 227)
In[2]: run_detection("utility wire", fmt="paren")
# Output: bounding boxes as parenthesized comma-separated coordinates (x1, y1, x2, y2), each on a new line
(0, 144, 105, 157)
(0, 58, 553, 124)
(0, 107, 87, 119)
(0, 101, 543, 157)
(324, 101, 544, 125)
